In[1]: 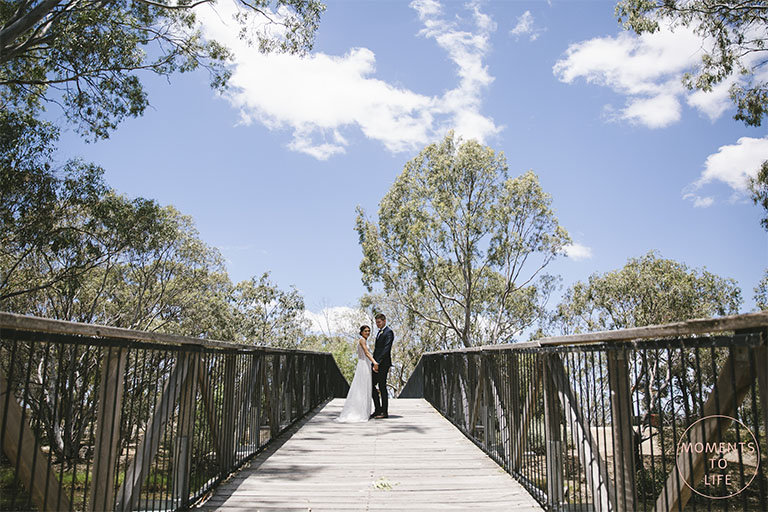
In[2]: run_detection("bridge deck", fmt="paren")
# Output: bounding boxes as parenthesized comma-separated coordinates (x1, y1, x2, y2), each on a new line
(199, 398, 543, 511)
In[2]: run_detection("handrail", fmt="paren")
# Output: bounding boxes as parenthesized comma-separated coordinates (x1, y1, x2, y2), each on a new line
(423, 310, 768, 353)
(412, 313, 768, 512)
(0, 311, 330, 355)
(0, 312, 349, 512)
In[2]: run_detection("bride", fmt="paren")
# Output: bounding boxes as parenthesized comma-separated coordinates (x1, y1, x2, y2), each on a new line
(337, 325, 378, 422)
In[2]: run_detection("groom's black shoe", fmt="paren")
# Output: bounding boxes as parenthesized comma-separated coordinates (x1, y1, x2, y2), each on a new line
(370, 412, 379, 419)
(374, 413, 388, 419)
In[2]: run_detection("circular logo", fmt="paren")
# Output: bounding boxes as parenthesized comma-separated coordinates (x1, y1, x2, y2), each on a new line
(676, 415, 760, 499)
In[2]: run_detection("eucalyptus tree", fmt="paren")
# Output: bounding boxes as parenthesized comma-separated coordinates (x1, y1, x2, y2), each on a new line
(551, 251, 743, 442)
(360, 291, 455, 394)
(232, 272, 308, 348)
(750, 161, 768, 230)
(302, 333, 357, 383)
(2, 190, 237, 464)
(1, 154, 167, 307)
(756, 270, 768, 310)
(1, 0, 325, 139)
(356, 133, 570, 348)
(616, 0, 768, 126)
(552, 251, 742, 334)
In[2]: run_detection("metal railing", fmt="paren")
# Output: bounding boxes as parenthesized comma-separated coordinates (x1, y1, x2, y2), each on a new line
(0, 312, 348, 512)
(417, 312, 768, 512)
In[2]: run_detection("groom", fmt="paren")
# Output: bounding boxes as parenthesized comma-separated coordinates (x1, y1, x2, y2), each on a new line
(371, 313, 394, 419)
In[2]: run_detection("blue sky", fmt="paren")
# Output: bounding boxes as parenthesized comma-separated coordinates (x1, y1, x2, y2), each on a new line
(56, 0, 767, 331)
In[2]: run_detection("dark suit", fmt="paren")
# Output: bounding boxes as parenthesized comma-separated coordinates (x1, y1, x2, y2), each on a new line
(372, 325, 394, 415)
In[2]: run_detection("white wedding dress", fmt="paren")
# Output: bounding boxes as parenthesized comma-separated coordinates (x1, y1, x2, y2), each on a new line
(337, 340, 373, 423)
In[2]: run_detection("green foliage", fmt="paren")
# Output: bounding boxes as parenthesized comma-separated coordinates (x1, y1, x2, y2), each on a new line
(232, 272, 308, 348)
(303, 333, 357, 382)
(755, 270, 768, 310)
(360, 291, 458, 394)
(749, 160, 768, 231)
(1, 153, 166, 309)
(356, 133, 570, 347)
(552, 251, 742, 334)
(0, 0, 325, 140)
(616, 0, 768, 127)
(1, 162, 234, 336)
(552, 252, 743, 443)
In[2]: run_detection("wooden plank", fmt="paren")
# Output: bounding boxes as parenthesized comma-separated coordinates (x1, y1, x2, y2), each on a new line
(0, 368, 71, 512)
(221, 354, 237, 472)
(508, 353, 521, 470)
(653, 346, 756, 512)
(89, 346, 127, 512)
(237, 354, 260, 447)
(268, 355, 280, 439)
(174, 353, 199, 508)
(199, 399, 543, 511)
(607, 350, 637, 512)
(543, 355, 564, 510)
(756, 344, 768, 452)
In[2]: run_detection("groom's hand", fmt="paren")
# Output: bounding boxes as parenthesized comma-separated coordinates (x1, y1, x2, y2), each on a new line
(373, 363, 379, 372)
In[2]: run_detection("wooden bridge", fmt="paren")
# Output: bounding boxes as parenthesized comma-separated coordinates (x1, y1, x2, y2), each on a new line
(200, 398, 542, 511)
(1, 311, 767, 511)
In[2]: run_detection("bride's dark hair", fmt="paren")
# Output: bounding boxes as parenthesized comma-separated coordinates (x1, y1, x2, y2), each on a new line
(359, 325, 370, 335)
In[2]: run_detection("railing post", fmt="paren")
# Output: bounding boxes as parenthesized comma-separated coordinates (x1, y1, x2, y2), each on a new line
(221, 353, 237, 473)
(607, 349, 637, 512)
(285, 355, 294, 424)
(483, 355, 491, 451)
(269, 355, 280, 439)
(756, 338, 768, 450)
(508, 352, 521, 471)
(543, 354, 564, 512)
(173, 352, 199, 509)
(252, 354, 262, 447)
(89, 346, 127, 512)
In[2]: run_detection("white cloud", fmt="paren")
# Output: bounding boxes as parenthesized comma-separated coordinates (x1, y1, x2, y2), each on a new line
(622, 93, 681, 128)
(554, 21, 768, 129)
(564, 242, 593, 261)
(686, 75, 737, 121)
(693, 135, 768, 193)
(554, 25, 703, 128)
(682, 193, 715, 208)
(412, 0, 501, 143)
(197, 1, 499, 159)
(683, 135, 768, 207)
(510, 11, 544, 42)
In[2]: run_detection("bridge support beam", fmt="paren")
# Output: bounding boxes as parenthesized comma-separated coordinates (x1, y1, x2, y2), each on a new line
(543, 354, 564, 511)
(607, 350, 637, 512)
(90, 346, 127, 512)
(549, 353, 614, 512)
(653, 346, 755, 512)
(0, 367, 71, 512)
